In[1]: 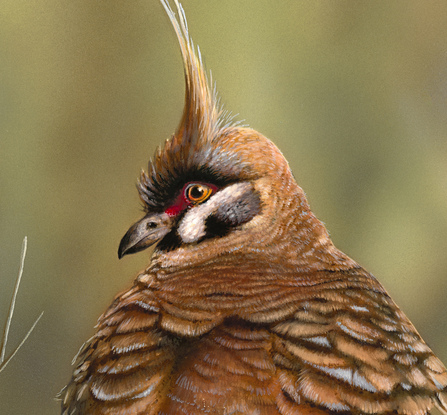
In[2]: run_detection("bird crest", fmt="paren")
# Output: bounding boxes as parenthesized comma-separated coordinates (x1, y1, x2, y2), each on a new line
(138, 0, 234, 210)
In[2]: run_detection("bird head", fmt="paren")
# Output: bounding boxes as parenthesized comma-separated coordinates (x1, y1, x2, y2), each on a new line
(118, 1, 335, 273)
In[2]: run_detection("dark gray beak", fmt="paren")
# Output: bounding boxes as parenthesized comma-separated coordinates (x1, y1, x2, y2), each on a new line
(118, 212, 174, 259)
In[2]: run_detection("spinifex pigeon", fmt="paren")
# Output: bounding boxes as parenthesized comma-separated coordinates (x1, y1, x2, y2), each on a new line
(61, 1, 447, 414)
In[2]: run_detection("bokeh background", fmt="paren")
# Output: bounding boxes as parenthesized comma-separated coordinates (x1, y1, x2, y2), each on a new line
(1, 1, 446, 414)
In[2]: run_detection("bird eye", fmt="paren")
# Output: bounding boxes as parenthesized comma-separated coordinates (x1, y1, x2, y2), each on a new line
(185, 183, 213, 205)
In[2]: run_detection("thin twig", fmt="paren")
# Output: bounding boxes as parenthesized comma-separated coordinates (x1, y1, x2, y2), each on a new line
(0, 311, 44, 374)
(0, 237, 44, 373)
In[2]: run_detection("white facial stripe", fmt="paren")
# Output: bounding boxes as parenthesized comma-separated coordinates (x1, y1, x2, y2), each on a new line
(178, 182, 252, 243)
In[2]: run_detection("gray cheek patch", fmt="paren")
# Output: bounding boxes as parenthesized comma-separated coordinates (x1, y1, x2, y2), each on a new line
(177, 182, 253, 243)
(213, 188, 260, 227)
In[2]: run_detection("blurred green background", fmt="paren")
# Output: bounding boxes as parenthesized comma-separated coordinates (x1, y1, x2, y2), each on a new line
(1, 1, 446, 414)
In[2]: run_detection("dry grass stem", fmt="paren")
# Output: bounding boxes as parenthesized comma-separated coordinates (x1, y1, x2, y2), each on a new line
(0, 237, 44, 373)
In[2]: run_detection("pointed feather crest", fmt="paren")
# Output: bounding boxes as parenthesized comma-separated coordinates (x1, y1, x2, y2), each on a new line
(160, 0, 221, 142)
(138, 0, 235, 210)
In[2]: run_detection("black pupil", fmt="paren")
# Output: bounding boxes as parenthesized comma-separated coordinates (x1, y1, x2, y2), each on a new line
(190, 185, 204, 199)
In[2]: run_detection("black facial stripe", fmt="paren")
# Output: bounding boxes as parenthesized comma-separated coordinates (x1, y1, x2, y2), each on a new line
(157, 228, 183, 252)
(204, 215, 232, 239)
(203, 188, 261, 240)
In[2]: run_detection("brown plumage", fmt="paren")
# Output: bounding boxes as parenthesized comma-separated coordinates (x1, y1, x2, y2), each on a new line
(60, 1, 447, 414)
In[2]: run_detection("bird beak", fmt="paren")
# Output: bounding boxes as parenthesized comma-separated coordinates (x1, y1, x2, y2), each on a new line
(118, 212, 174, 259)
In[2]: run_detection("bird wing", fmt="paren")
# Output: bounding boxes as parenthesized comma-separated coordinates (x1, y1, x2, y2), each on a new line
(270, 271, 447, 414)
(60, 283, 175, 415)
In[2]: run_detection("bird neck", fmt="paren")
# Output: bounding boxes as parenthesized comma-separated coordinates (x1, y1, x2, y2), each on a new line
(149, 183, 357, 277)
